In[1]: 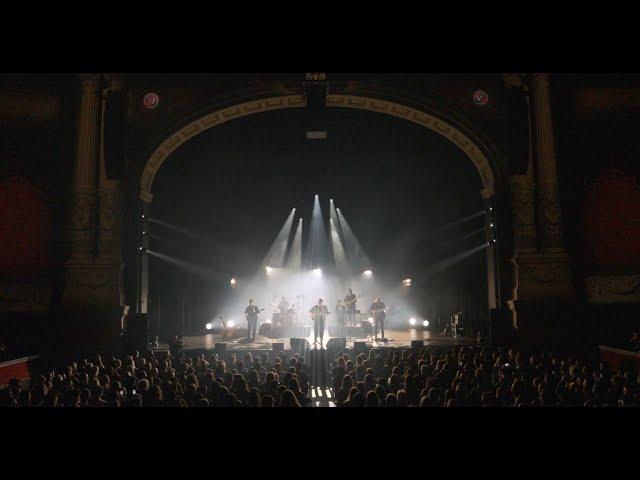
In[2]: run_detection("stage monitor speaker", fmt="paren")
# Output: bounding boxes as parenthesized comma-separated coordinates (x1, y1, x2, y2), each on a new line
(272, 342, 284, 352)
(326, 337, 347, 353)
(215, 343, 227, 353)
(354, 341, 368, 354)
(124, 313, 149, 353)
(103, 90, 127, 180)
(290, 338, 309, 353)
(411, 340, 424, 350)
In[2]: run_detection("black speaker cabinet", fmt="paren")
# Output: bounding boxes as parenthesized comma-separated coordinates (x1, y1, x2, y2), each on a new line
(124, 313, 149, 353)
(290, 338, 309, 353)
(411, 340, 424, 350)
(326, 337, 347, 352)
(271, 342, 284, 352)
(215, 343, 227, 353)
(354, 341, 368, 354)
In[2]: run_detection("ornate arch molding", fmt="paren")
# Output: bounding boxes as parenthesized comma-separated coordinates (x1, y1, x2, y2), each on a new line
(325, 94, 495, 199)
(139, 95, 307, 203)
(139, 91, 497, 203)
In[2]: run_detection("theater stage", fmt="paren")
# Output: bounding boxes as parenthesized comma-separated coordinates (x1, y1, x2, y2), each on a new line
(153, 328, 478, 354)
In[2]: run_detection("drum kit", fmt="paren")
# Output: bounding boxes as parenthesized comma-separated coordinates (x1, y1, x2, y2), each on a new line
(270, 307, 298, 328)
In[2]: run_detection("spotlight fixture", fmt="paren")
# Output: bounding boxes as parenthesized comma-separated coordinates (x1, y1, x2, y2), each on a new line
(312, 268, 322, 277)
(367, 317, 374, 323)
(265, 266, 273, 274)
(205, 322, 213, 330)
(402, 278, 412, 287)
(265, 319, 272, 324)
(422, 320, 430, 327)
(363, 270, 373, 278)
(141, 214, 145, 219)
(490, 223, 494, 228)
(409, 318, 417, 326)
(230, 277, 237, 287)
(227, 320, 236, 328)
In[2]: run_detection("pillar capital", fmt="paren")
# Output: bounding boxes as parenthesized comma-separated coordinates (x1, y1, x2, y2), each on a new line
(531, 72, 550, 88)
(78, 73, 101, 92)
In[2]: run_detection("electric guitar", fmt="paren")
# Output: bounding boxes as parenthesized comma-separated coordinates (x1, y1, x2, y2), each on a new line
(370, 306, 386, 321)
(245, 308, 265, 319)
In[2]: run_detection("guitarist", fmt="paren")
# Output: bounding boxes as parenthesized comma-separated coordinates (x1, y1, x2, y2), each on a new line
(343, 288, 358, 326)
(244, 299, 262, 341)
(370, 296, 386, 341)
(309, 298, 329, 345)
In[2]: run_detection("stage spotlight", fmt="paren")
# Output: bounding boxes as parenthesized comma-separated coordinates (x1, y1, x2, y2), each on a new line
(422, 320, 430, 327)
(265, 266, 273, 275)
(312, 268, 322, 277)
(363, 270, 373, 278)
(409, 318, 417, 326)
(227, 320, 236, 328)
(230, 277, 237, 287)
(402, 278, 412, 287)
(205, 322, 213, 330)
(490, 223, 494, 228)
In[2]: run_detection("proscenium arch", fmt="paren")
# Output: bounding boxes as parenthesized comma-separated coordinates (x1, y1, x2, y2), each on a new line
(136, 91, 502, 320)
(139, 94, 496, 203)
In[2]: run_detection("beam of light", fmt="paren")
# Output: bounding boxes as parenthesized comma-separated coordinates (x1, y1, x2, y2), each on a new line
(262, 208, 296, 269)
(329, 199, 345, 243)
(336, 207, 372, 272)
(147, 250, 227, 282)
(286, 218, 303, 270)
(329, 218, 348, 274)
(149, 217, 211, 244)
(423, 242, 489, 280)
(148, 219, 244, 262)
(305, 195, 330, 269)
(423, 210, 486, 239)
(312, 268, 322, 277)
(412, 210, 487, 251)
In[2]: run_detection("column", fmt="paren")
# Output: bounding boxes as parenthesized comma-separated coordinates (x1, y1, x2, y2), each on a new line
(69, 74, 101, 258)
(510, 91, 537, 253)
(531, 73, 565, 252)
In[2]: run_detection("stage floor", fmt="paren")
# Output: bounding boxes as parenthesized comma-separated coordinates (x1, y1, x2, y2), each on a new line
(157, 328, 478, 353)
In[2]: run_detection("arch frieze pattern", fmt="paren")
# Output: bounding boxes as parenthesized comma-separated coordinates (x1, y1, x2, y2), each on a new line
(325, 94, 494, 199)
(139, 93, 495, 202)
(140, 95, 306, 203)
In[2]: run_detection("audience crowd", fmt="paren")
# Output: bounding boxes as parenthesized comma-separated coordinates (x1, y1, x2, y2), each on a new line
(1, 345, 639, 407)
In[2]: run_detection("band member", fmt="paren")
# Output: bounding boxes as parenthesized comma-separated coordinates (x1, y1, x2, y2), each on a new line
(244, 299, 261, 341)
(278, 297, 290, 316)
(309, 298, 329, 345)
(370, 296, 386, 340)
(343, 288, 357, 325)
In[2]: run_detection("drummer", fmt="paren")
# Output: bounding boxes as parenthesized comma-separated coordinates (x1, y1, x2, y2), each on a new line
(278, 297, 290, 316)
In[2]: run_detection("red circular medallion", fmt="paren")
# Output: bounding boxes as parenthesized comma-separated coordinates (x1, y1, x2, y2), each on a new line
(143, 92, 160, 109)
(473, 89, 489, 106)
